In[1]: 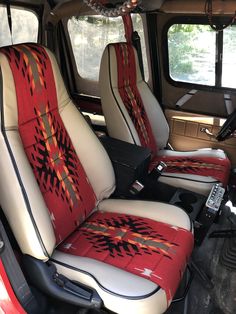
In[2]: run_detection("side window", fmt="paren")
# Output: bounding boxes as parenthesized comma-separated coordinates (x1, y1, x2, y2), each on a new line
(67, 14, 148, 83)
(0, 6, 38, 47)
(168, 24, 215, 86)
(222, 26, 236, 88)
(167, 23, 236, 90)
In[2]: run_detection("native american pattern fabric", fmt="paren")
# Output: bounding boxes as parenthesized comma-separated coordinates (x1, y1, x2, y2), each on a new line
(150, 155, 230, 187)
(1, 44, 97, 244)
(112, 42, 230, 186)
(113, 43, 157, 153)
(59, 210, 194, 303)
(2, 43, 193, 303)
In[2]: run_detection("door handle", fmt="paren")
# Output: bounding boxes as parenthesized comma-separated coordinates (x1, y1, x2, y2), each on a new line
(200, 127, 215, 137)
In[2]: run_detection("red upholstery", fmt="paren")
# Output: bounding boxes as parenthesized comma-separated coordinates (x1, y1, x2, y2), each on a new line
(113, 42, 231, 187)
(1, 44, 96, 244)
(59, 210, 193, 303)
(151, 155, 231, 187)
(0, 43, 194, 310)
(114, 43, 157, 153)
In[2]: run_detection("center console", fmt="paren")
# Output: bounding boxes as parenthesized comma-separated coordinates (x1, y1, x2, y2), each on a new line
(100, 136, 226, 245)
(100, 136, 151, 196)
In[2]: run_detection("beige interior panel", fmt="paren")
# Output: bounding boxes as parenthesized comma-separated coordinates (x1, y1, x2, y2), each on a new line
(166, 109, 236, 166)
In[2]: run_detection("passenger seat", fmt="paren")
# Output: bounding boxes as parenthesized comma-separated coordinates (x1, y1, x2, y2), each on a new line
(99, 43, 231, 195)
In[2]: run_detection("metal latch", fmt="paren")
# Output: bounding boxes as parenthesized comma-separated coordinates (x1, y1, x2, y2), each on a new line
(129, 180, 144, 195)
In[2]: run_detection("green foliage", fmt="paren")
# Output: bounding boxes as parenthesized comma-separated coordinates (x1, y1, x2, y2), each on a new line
(168, 24, 212, 81)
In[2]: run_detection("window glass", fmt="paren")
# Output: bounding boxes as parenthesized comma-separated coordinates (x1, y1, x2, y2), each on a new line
(0, 6, 38, 47)
(222, 26, 236, 88)
(168, 24, 216, 86)
(68, 14, 148, 81)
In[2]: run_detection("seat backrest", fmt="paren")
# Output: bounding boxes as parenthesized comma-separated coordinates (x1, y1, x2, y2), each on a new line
(99, 43, 170, 153)
(0, 44, 115, 260)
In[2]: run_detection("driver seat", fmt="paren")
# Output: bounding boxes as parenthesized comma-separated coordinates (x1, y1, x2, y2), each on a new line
(0, 43, 193, 314)
(99, 43, 231, 195)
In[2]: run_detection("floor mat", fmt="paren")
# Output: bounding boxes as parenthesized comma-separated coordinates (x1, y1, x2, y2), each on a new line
(188, 207, 236, 314)
(167, 206, 236, 314)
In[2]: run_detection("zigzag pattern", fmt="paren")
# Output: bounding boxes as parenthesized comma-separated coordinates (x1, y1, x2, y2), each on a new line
(114, 43, 157, 153)
(59, 211, 194, 303)
(1, 44, 96, 243)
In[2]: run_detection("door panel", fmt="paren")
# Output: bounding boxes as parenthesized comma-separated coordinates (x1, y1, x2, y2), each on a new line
(166, 109, 236, 166)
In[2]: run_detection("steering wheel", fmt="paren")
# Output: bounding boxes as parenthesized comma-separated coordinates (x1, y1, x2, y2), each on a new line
(216, 109, 236, 141)
(83, 0, 139, 17)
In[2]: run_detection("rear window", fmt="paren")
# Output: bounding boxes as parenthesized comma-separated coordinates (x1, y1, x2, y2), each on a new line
(0, 6, 38, 47)
(67, 14, 148, 82)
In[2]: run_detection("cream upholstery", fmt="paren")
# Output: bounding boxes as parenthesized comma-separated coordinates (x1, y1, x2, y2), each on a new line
(0, 49, 116, 259)
(0, 45, 193, 314)
(52, 252, 168, 314)
(157, 148, 227, 159)
(0, 52, 56, 259)
(49, 49, 116, 202)
(158, 148, 226, 195)
(52, 199, 192, 314)
(99, 44, 231, 194)
(98, 199, 191, 230)
(99, 44, 169, 151)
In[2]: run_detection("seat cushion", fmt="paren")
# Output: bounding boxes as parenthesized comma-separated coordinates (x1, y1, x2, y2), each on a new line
(54, 199, 193, 313)
(100, 42, 231, 192)
(150, 148, 231, 194)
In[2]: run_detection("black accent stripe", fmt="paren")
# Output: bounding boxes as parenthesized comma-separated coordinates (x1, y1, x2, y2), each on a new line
(161, 173, 219, 184)
(50, 258, 161, 300)
(0, 66, 49, 258)
(107, 44, 137, 146)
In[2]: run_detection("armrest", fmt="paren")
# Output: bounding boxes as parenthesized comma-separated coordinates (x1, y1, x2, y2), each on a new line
(100, 136, 151, 196)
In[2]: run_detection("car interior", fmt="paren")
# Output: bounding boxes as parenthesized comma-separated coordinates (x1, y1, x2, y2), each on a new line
(0, 1, 236, 314)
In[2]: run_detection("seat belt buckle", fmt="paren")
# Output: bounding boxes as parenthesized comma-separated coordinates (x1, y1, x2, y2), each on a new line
(155, 161, 167, 175)
(129, 180, 144, 195)
(150, 161, 167, 180)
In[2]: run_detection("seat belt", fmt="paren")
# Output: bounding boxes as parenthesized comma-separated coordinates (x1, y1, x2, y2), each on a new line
(122, 14, 145, 79)
(5, 0, 13, 44)
(0, 220, 39, 313)
(44, 0, 56, 51)
(131, 30, 145, 79)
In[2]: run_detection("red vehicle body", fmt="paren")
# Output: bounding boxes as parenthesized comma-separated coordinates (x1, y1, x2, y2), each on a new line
(0, 260, 25, 314)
